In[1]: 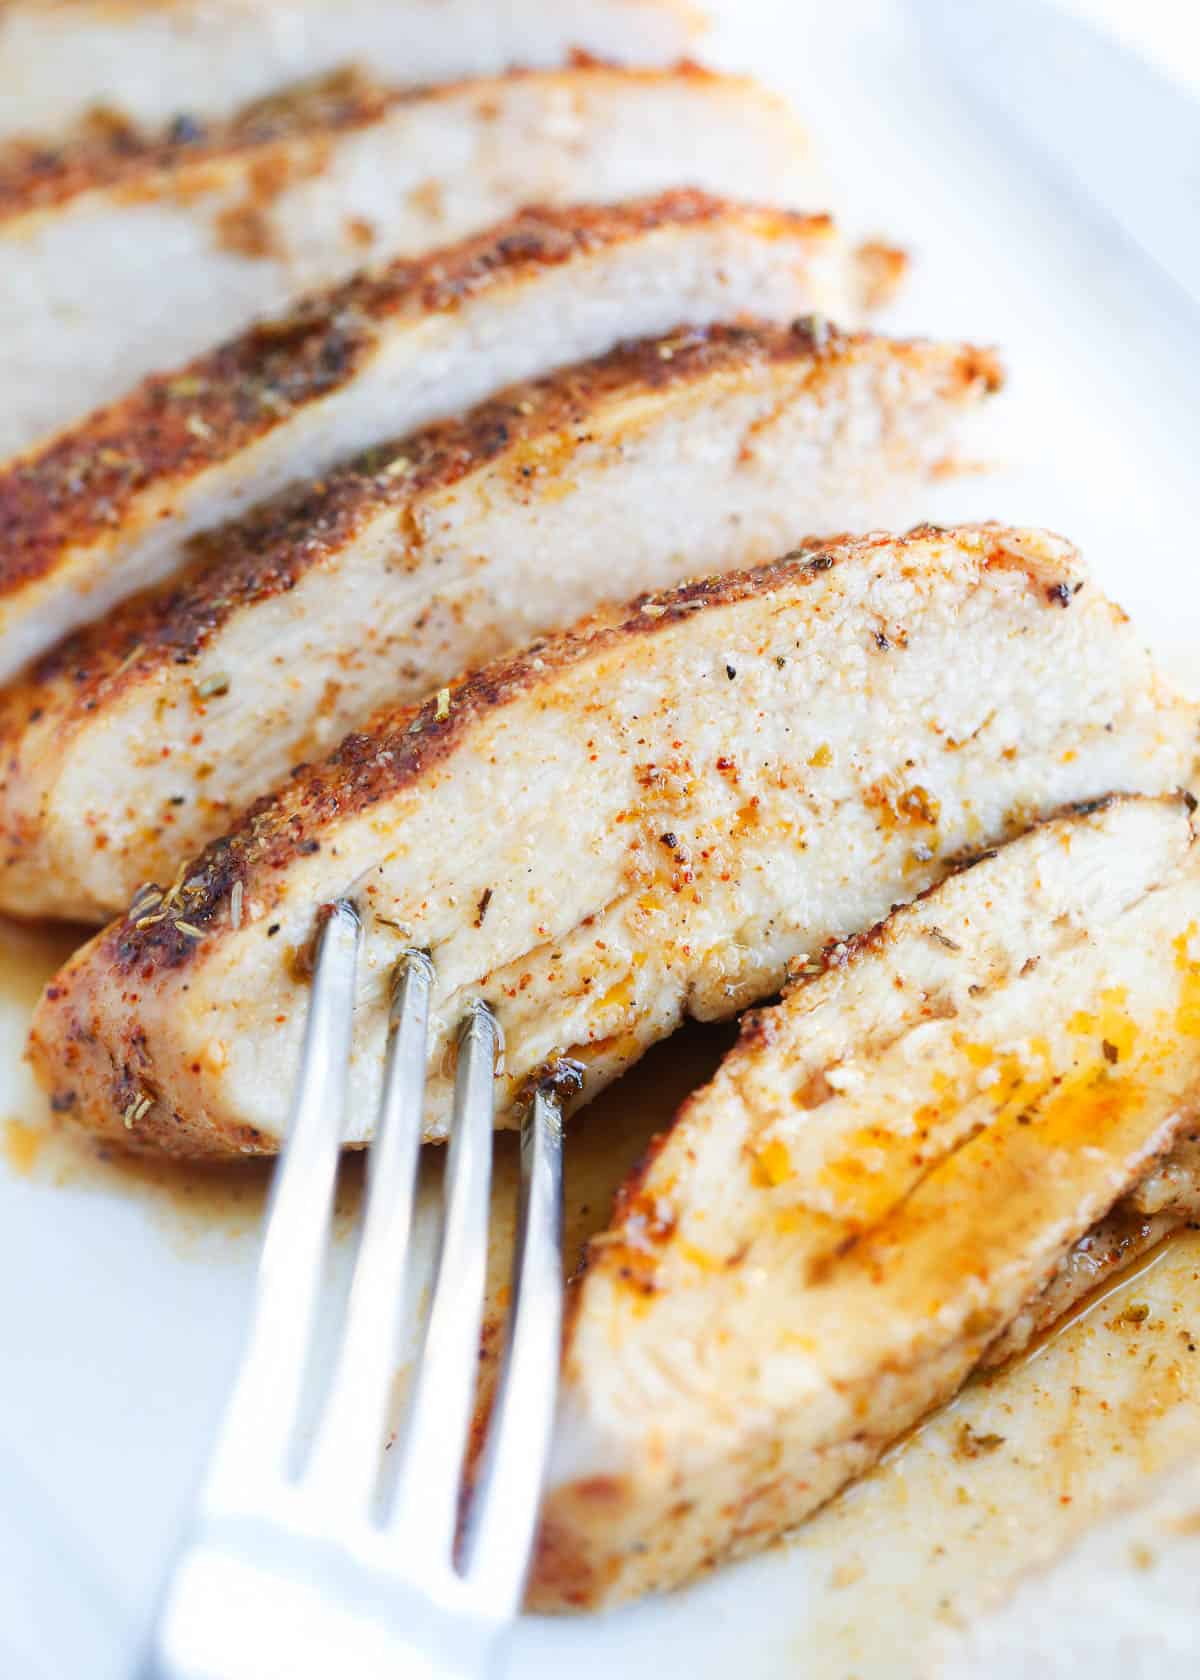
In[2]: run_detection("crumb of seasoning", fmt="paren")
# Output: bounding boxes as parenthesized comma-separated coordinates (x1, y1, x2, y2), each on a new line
(725, 664, 737, 681)
(267, 923, 281, 937)
(1114, 1301, 1150, 1327)
(435, 687, 451, 721)
(1047, 580, 1083, 607)
(796, 311, 831, 349)
(475, 887, 493, 928)
(113, 641, 146, 679)
(129, 882, 162, 917)
(195, 672, 230, 701)
(955, 1422, 1005, 1459)
(122, 1093, 154, 1130)
(927, 926, 962, 952)
(168, 112, 205, 144)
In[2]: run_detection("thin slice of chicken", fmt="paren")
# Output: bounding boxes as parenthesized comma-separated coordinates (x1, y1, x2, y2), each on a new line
(0, 64, 822, 457)
(28, 527, 1196, 1158)
(0, 192, 845, 679)
(0, 323, 1003, 922)
(535, 794, 1200, 1609)
(0, 0, 704, 143)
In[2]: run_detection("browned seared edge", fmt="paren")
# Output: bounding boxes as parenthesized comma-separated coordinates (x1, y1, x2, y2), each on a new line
(0, 60, 737, 221)
(0, 323, 1004, 744)
(39, 525, 1059, 993)
(0, 191, 829, 604)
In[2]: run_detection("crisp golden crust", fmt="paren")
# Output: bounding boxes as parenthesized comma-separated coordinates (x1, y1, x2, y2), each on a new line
(0, 189, 827, 604)
(0, 67, 393, 215)
(0, 61, 737, 221)
(0, 324, 1001, 731)
(52, 525, 1073, 990)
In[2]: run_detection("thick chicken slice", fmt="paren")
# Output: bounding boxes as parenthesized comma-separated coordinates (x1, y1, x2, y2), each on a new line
(29, 527, 1196, 1157)
(535, 794, 1200, 1608)
(0, 323, 1002, 921)
(0, 192, 843, 676)
(0, 0, 703, 143)
(0, 64, 821, 456)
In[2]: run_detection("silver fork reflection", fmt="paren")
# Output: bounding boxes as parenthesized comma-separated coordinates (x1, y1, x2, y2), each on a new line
(138, 899, 564, 1680)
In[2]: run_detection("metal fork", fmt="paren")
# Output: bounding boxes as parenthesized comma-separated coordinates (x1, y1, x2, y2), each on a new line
(137, 900, 564, 1680)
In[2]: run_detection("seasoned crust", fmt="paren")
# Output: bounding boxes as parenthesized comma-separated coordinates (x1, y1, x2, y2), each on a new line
(1, 322, 1003, 715)
(0, 67, 396, 217)
(0, 190, 830, 604)
(0, 61, 751, 222)
(73, 524, 1079, 985)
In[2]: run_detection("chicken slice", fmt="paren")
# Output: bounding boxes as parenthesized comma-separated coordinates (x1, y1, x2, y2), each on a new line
(0, 191, 843, 678)
(535, 794, 1200, 1608)
(0, 65, 821, 457)
(0, 323, 1002, 922)
(28, 526, 1196, 1158)
(0, 0, 703, 143)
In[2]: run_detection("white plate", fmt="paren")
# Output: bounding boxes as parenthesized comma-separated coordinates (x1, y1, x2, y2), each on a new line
(3, 3, 1199, 1676)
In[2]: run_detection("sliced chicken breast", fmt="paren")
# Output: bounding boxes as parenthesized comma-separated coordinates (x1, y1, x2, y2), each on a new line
(0, 64, 821, 456)
(29, 527, 1196, 1158)
(535, 794, 1200, 1608)
(0, 192, 844, 677)
(0, 323, 1003, 922)
(0, 0, 703, 143)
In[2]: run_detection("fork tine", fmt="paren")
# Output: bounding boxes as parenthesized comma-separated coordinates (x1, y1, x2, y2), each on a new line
(303, 949, 433, 1512)
(205, 899, 360, 1506)
(386, 1000, 498, 1566)
(461, 1086, 564, 1612)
